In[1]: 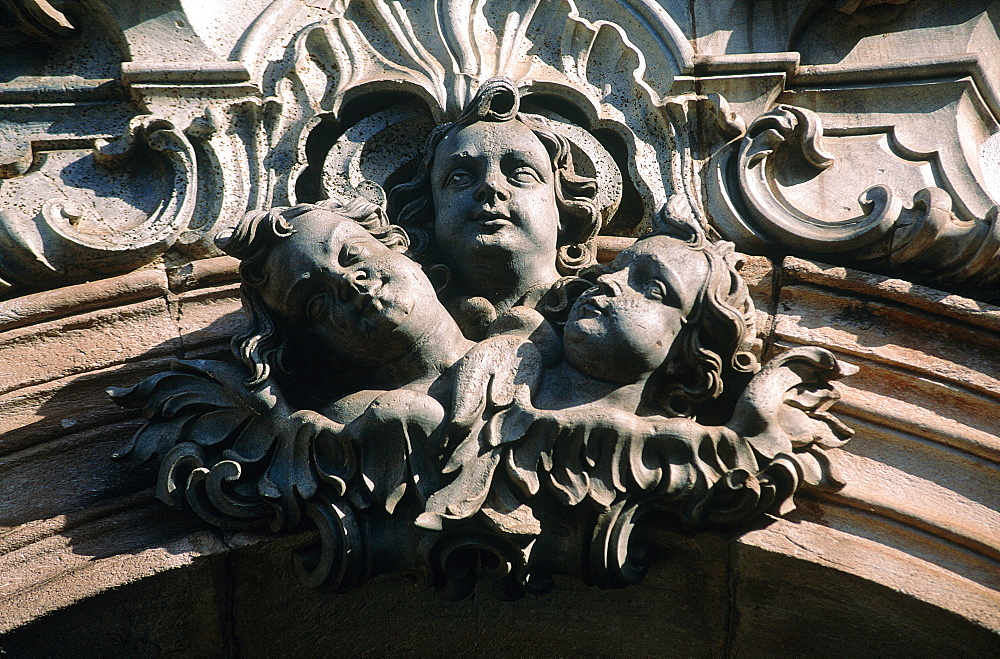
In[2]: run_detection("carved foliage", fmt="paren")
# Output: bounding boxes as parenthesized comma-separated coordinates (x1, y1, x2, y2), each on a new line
(262, 0, 702, 228)
(112, 345, 855, 595)
(110, 196, 856, 597)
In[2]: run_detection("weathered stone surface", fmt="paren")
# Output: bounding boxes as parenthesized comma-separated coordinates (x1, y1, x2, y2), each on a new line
(1, 551, 231, 657)
(734, 520, 1000, 656)
(0, 0, 997, 652)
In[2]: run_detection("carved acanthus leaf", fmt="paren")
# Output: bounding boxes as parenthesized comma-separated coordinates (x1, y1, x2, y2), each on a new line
(298, 0, 678, 121)
(112, 343, 856, 596)
(258, 0, 708, 229)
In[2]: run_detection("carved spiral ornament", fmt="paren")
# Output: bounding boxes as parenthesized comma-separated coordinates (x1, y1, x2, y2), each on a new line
(716, 104, 1000, 296)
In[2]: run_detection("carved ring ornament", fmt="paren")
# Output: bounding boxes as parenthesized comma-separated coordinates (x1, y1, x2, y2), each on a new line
(111, 80, 857, 598)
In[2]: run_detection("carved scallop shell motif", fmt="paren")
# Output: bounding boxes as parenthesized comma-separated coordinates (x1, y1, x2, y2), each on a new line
(263, 0, 699, 233)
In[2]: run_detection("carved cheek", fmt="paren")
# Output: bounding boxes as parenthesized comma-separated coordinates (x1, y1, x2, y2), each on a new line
(511, 186, 558, 240)
(609, 297, 676, 369)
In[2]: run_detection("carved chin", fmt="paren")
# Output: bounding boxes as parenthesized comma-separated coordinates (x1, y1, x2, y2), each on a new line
(564, 321, 626, 381)
(564, 319, 666, 383)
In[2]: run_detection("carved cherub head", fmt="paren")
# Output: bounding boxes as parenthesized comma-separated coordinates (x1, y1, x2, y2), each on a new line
(563, 200, 757, 417)
(389, 78, 603, 311)
(217, 198, 444, 387)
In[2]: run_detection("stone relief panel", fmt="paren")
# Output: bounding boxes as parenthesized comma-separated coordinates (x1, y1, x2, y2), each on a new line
(0, 1, 996, 300)
(711, 103, 1000, 295)
(0, 117, 200, 290)
(0, 0, 995, 615)
(0, 0, 262, 296)
(703, 0, 1000, 302)
(110, 74, 857, 597)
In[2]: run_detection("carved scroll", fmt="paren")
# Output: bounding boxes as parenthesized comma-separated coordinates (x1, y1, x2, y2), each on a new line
(0, 116, 199, 292)
(712, 104, 1000, 295)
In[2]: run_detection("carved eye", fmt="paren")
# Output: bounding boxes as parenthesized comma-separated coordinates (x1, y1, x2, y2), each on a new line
(305, 293, 327, 319)
(340, 241, 372, 266)
(510, 167, 541, 185)
(644, 279, 671, 303)
(446, 170, 474, 188)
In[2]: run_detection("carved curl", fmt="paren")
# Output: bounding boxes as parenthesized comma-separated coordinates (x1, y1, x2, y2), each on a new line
(652, 200, 758, 416)
(388, 77, 603, 275)
(620, 198, 759, 417)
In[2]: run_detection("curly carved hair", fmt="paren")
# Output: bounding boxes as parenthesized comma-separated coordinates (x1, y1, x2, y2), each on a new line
(215, 197, 409, 387)
(552, 197, 757, 418)
(645, 200, 757, 417)
(387, 77, 603, 275)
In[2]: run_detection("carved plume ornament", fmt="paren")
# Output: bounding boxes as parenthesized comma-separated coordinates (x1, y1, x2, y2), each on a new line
(95, 1, 858, 597)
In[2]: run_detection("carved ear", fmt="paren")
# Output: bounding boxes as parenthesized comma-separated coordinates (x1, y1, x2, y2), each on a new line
(425, 263, 451, 293)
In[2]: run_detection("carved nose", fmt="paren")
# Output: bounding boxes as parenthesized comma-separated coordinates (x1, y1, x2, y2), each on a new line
(596, 271, 625, 296)
(347, 268, 368, 286)
(328, 268, 367, 301)
(474, 175, 511, 204)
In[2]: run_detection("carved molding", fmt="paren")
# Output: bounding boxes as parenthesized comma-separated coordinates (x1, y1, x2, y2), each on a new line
(0, 116, 201, 291)
(710, 103, 1000, 297)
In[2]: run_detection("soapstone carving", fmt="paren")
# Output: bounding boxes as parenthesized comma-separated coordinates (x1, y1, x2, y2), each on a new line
(111, 82, 857, 595)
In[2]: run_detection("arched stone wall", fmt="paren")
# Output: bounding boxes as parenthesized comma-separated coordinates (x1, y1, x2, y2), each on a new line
(1, 0, 998, 653)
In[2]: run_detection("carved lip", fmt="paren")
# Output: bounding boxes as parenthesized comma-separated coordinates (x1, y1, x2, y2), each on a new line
(352, 281, 383, 312)
(474, 211, 513, 230)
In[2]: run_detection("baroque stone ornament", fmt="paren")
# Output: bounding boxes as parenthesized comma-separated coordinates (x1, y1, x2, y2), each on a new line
(710, 103, 1000, 298)
(111, 85, 857, 595)
(0, 115, 202, 293)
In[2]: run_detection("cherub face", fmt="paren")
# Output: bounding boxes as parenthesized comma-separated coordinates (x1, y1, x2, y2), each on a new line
(563, 236, 708, 384)
(430, 120, 561, 296)
(259, 210, 441, 364)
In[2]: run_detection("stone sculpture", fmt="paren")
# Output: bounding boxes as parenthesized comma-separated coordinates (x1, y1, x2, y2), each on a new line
(389, 77, 610, 338)
(111, 79, 857, 598)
